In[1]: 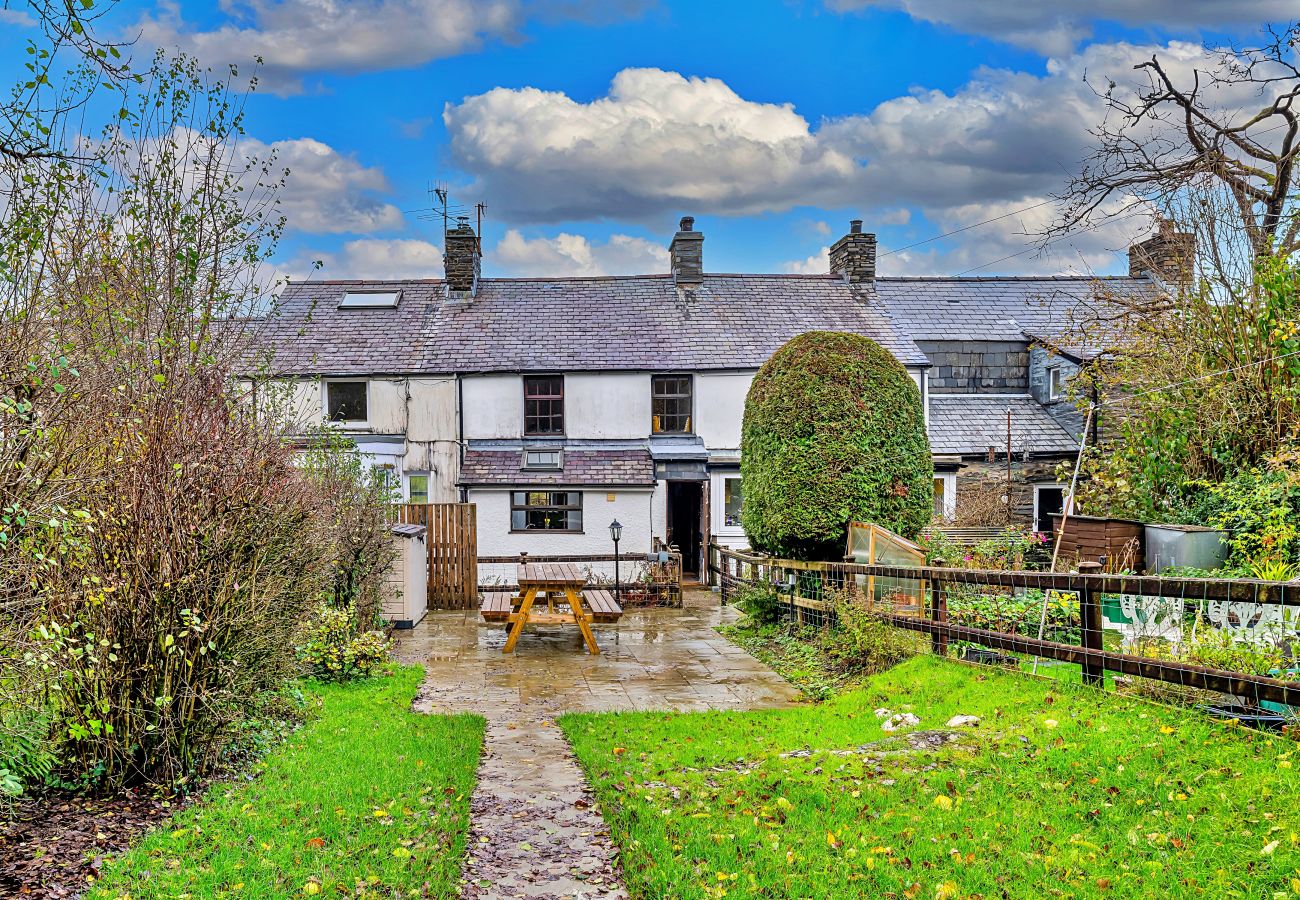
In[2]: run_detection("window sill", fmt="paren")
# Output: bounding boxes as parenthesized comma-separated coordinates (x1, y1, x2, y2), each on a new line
(509, 529, 585, 535)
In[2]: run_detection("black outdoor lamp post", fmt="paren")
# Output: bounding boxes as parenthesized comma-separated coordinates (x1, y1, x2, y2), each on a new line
(609, 519, 623, 602)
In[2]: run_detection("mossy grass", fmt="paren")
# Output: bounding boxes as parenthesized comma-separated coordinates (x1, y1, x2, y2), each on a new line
(562, 655, 1298, 899)
(92, 667, 483, 899)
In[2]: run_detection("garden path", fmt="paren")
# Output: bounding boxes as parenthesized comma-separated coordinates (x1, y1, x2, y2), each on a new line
(393, 590, 801, 899)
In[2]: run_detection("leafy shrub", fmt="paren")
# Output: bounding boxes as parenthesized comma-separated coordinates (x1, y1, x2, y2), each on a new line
(741, 331, 933, 559)
(823, 589, 918, 677)
(297, 603, 391, 682)
(1179, 456, 1300, 573)
(296, 429, 399, 626)
(946, 587, 1080, 643)
(732, 582, 784, 626)
(30, 382, 333, 789)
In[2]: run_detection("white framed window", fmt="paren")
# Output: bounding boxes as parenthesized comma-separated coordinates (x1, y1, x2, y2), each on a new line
(324, 379, 368, 424)
(522, 449, 562, 470)
(933, 474, 957, 520)
(722, 476, 743, 528)
(407, 473, 430, 504)
(339, 290, 400, 309)
(1046, 366, 1065, 401)
(511, 491, 583, 532)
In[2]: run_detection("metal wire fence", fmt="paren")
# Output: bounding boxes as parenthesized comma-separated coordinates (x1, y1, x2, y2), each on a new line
(709, 544, 1300, 722)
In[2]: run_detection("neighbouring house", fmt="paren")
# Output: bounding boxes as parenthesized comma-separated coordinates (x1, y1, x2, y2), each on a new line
(250, 215, 1185, 575)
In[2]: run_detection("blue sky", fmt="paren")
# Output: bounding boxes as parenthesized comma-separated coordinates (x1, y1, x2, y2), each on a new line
(1, 1, 1292, 280)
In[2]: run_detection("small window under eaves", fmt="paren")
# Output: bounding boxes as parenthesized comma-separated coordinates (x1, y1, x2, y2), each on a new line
(339, 290, 401, 309)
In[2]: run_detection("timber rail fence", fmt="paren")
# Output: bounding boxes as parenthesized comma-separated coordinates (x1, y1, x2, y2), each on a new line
(709, 543, 1300, 708)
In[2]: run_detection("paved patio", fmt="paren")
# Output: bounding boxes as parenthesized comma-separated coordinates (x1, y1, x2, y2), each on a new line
(393, 591, 802, 899)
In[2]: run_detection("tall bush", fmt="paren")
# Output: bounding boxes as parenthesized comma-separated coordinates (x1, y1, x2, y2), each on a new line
(741, 331, 933, 558)
(34, 378, 330, 786)
(0, 52, 396, 791)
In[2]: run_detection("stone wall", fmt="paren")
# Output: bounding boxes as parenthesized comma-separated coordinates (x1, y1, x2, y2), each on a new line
(954, 457, 1069, 527)
(918, 340, 1029, 393)
(1028, 346, 1086, 437)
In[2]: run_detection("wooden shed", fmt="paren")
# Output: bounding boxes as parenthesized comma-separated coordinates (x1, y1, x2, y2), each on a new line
(1051, 514, 1146, 572)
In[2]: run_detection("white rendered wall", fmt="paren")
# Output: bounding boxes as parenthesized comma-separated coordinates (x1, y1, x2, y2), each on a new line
(463, 374, 523, 439)
(471, 487, 654, 557)
(695, 372, 754, 450)
(566, 373, 650, 439)
(406, 377, 461, 499)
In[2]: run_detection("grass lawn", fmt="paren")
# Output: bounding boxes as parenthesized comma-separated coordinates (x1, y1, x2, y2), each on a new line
(562, 655, 1299, 899)
(92, 667, 483, 899)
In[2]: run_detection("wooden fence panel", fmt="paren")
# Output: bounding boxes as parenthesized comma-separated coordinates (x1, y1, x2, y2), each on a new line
(398, 503, 477, 610)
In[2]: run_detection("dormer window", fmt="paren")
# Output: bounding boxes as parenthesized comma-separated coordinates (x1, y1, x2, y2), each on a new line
(1047, 366, 1064, 401)
(338, 290, 400, 309)
(523, 449, 562, 470)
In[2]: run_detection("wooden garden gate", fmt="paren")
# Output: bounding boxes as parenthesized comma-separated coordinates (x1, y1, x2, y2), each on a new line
(398, 503, 478, 609)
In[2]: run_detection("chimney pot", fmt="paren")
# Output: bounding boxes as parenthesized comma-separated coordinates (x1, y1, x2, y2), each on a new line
(669, 215, 704, 287)
(829, 218, 876, 285)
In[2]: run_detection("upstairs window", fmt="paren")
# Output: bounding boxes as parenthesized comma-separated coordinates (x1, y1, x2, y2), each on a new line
(652, 374, 693, 434)
(1047, 366, 1065, 401)
(511, 491, 582, 532)
(325, 380, 367, 423)
(524, 375, 564, 436)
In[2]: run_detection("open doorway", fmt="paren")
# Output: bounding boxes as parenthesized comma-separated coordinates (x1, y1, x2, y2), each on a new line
(666, 480, 704, 580)
(1034, 485, 1066, 535)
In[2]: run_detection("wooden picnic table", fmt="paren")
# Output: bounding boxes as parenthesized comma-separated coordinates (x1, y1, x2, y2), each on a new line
(503, 562, 600, 655)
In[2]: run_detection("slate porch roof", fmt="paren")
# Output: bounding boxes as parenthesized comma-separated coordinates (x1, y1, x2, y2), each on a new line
(460, 448, 655, 487)
(928, 395, 1080, 456)
(254, 274, 929, 376)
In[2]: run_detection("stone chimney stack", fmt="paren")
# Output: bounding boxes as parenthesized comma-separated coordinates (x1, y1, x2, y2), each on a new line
(444, 216, 481, 297)
(829, 219, 877, 285)
(669, 216, 704, 287)
(1128, 218, 1195, 289)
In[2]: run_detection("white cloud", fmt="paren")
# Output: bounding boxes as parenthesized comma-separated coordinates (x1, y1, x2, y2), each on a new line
(783, 247, 830, 275)
(136, 0, 650, 95)
(444, 67, 859, 222)
(824, 1, 1295, 55)
(493, 229, 669, 276)
(244, 136, 403, 234)
(285, 238, 443, 281)
(0, 8, 35, 26)
(878, 196, 1146, 276)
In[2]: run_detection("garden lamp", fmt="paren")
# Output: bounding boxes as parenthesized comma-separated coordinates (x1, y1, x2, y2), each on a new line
(610, 519, 622, 602)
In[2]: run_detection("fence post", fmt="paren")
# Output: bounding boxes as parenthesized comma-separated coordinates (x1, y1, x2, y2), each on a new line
(1079, 579, 1104, 687)
(930, 578, 948, 657)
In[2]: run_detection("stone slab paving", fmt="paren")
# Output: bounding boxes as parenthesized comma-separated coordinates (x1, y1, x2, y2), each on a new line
(393, 591, 802, 899)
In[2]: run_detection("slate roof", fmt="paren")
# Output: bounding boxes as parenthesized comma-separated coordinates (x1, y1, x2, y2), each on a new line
(928, 395, 1080, 456)
(875, 276, 1154, 343)
(253, 275, 928, 375)
(459, 448, 655, 487)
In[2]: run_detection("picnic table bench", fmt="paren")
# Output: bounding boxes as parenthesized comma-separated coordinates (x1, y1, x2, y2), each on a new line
(478, 563, 624, 654)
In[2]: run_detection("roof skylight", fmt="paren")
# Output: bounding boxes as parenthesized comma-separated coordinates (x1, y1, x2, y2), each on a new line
(339, 290, 401, 309)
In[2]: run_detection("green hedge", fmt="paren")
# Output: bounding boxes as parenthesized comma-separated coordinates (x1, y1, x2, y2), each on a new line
(740, 331, 933, 558)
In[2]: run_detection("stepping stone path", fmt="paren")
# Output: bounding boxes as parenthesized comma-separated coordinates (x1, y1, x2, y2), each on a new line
(459, 711, 627, 899)
(395, 591, 802, 899)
